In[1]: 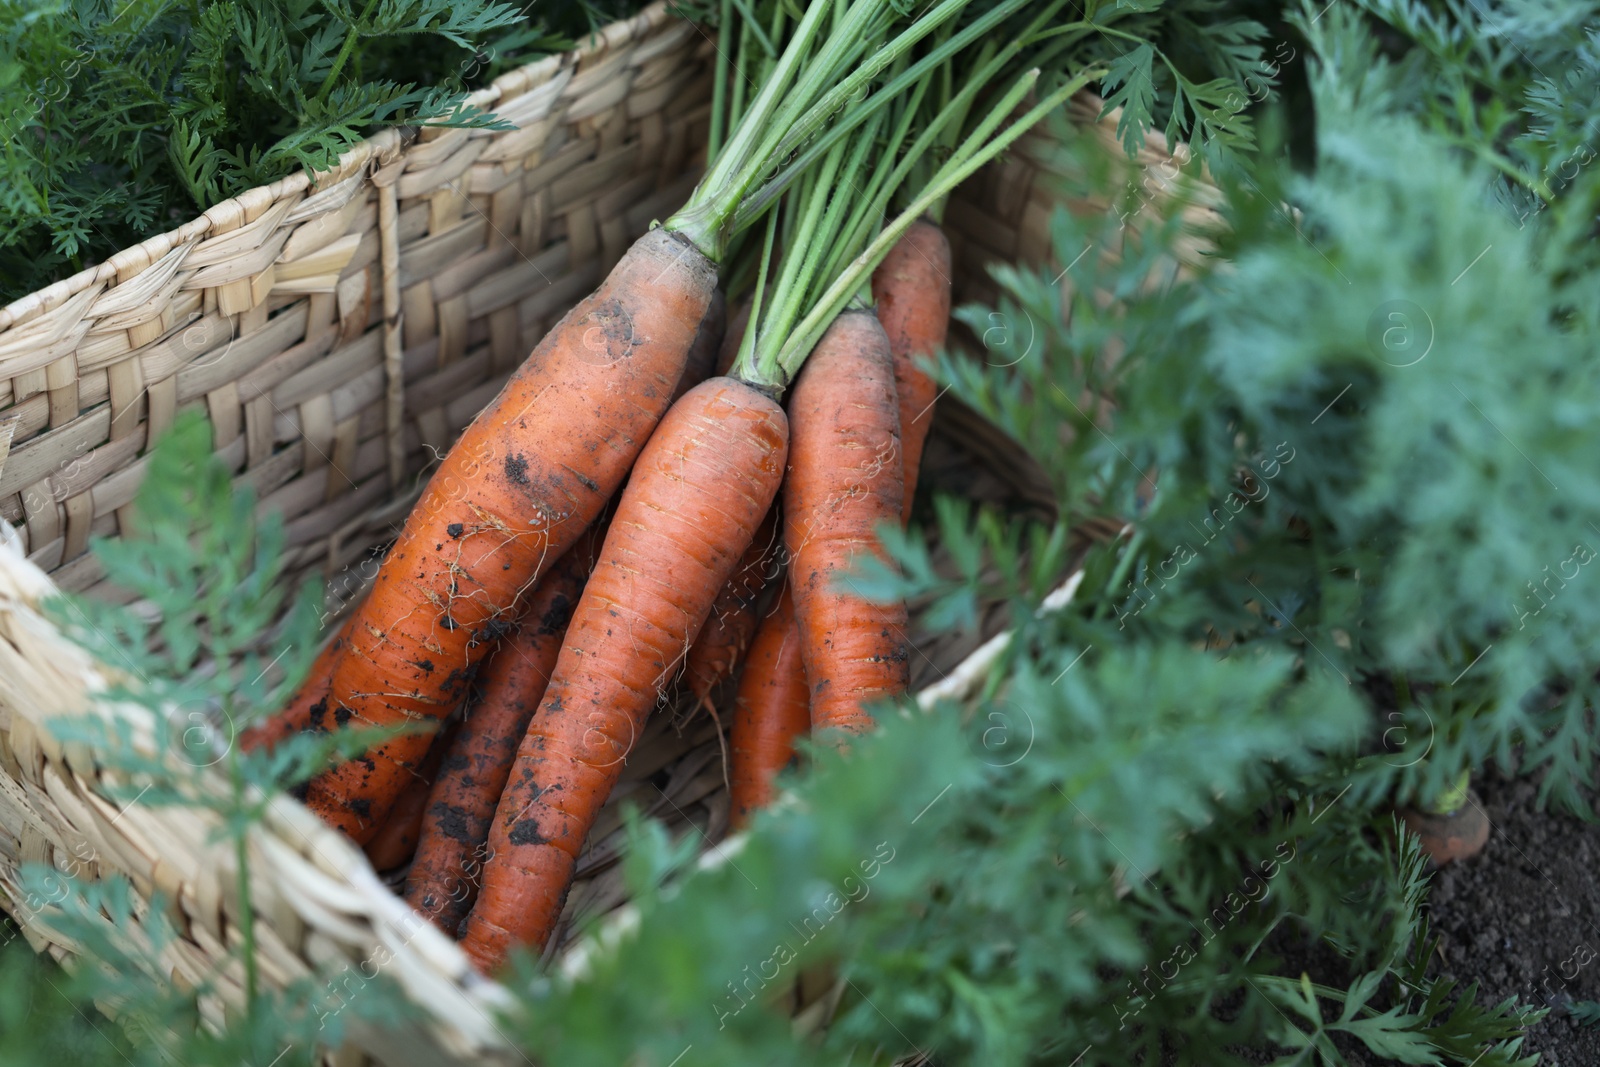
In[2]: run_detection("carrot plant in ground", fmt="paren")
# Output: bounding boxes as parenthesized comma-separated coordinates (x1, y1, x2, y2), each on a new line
(1012, 0, 1600, 819)
(958, 121, 1600, 818)
(11, 411, 411, 1064)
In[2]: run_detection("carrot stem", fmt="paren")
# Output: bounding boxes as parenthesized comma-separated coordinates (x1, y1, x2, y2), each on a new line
(775, 66, 1105, 377)
(665, 0, 837, 258)
(730, 209, 780, 382)
(735, 123, 881, 389)
(669, 0, 994, 260)
(708, 0, 733, 158)
(729, 0, 778, 59)
(728, 12, 752, 135)
(1424, 769, 1472, 816)
(807, 110, 886, 290)
(745, 0, 1044, 215)
(821, 51, 929, 285)
(315, 0, 379, 107)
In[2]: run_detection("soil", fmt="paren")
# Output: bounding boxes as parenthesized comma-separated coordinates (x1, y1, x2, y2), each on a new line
(1423, 768, 1600, 1065)
(1243, 767, 1600, 1065)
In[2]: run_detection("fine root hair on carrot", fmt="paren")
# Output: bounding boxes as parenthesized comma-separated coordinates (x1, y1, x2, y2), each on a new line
(678, 508, 783, 791)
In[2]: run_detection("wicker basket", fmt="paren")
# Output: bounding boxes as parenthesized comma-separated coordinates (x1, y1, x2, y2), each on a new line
(0, 6, 1214, 1063)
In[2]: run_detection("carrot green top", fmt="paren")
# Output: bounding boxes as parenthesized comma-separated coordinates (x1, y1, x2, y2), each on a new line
(662, 0, 1048, 264)
(717, 0, 1110, 391)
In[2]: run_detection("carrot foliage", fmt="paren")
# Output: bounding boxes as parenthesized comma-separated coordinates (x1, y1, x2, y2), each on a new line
(0, 0, 643, 303)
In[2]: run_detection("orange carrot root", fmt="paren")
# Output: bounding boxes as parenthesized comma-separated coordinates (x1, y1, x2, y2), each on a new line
(458, 376, 788, 972)
(872, 218, 951, 522)
(404, 523, 604, 936)
(728, 586, 810, 829)
(364, 720, 457, 871)
(239, 615, 355, 753)
(681, 508, 781, 710)
(783, 310, 909, 738)
(303, 228, 717, 844)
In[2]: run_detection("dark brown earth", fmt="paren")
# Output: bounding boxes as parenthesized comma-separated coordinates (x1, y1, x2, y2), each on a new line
(1423, 768, 1600, 1066)
(1239, 767, 1600, 1065)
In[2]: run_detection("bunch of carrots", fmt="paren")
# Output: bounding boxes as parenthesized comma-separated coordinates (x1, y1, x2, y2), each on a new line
(244, 0, 1102, 976)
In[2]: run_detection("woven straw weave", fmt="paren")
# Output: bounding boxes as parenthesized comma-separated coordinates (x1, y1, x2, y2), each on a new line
(0, 4, 1214, 1060)
(947, 94, 1222, 312)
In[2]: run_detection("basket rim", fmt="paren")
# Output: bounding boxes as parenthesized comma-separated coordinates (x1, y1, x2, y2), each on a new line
(0, 0, 683, 336)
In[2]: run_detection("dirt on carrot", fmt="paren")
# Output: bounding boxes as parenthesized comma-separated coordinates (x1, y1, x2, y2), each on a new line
(458, 376, 788, 972)
(405, 521, 606, 935)
(302, 228, 718, 844)
(364, 720, 457, 872)
(676, 289, 727, 402)
(782, 309, 909, 738)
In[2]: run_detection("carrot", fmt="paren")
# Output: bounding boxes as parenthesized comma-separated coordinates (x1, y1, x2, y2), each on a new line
(364, 720, 457, 871)
(726, 271, 935, 819)
(675, 289, 726, 402)
(458, 376, 788, 971)
(303, 228, 718, 844)
(681, 508, 781, 711)
(728, 586, 810, 828)
(782, 309, 909, 737)
(871, 218, 950, 523)
(403, 521, 606, 935)
(239, 616, 354, 753)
